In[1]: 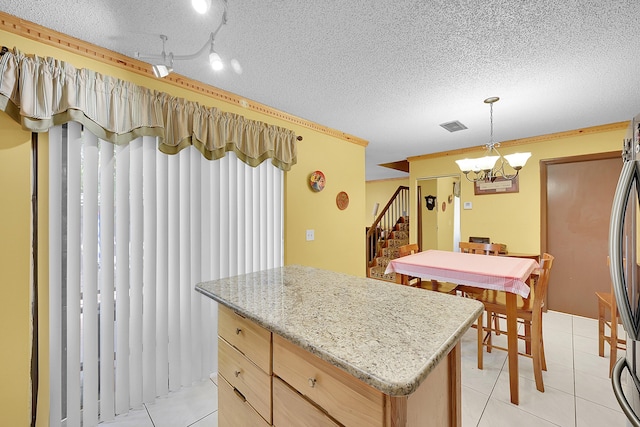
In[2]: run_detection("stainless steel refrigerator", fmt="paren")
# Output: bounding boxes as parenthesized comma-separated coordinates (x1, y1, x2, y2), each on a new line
(609, 112, 640, 426)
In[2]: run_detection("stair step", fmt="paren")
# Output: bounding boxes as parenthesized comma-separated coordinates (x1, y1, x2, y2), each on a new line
(369, 266, 396, 282)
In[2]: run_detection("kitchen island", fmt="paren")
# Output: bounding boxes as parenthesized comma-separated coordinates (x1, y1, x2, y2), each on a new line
(196, 265, 483, 427)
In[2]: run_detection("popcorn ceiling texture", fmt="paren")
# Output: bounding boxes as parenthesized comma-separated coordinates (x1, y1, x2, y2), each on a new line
(2, 1, 640, 179)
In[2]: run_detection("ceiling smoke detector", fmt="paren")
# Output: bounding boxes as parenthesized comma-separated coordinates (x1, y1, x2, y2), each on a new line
(440, 120, 468, 133)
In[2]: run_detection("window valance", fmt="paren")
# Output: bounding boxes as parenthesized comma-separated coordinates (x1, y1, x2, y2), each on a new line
(0, 48, 297, 171)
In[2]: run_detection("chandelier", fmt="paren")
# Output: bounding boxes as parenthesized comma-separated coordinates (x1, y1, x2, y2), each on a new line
(455, 97, 531, 182)
(136, 0, 242, 78)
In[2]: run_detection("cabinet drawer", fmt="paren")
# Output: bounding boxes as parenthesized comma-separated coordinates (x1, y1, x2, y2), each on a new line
(218, 374, 270, 427)
(218, 305, 271, 374)
(273, 376, 340, 427)
(218, 337, 272, 423)
(273, 334, 384, 427)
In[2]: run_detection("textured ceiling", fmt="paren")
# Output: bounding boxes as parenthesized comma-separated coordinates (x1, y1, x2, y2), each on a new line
(2, 0, 640, 180)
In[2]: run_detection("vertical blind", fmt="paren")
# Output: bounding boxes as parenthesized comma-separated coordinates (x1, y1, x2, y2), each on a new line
(48, 122, 284, 426)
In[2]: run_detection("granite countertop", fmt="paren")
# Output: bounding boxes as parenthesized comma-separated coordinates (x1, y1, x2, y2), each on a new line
(195, 264, 483, 396)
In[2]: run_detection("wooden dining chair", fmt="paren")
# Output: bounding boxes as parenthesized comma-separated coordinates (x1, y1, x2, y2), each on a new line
(459, 241, 503, 255)
(458, 242, 504, 334)
(596, 286, 626, 377)
(397, 244, 421, 287)
(397, 244, 458, 294)
(474, 253, 554, 393)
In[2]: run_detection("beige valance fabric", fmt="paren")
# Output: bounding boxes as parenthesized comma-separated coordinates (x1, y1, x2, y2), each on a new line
(0, 48, 297, 171)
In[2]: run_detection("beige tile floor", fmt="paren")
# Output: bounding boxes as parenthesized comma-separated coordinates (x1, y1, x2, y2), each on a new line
(102, 310, 629, 426)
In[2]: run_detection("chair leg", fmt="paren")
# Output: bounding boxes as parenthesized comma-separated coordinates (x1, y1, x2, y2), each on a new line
(531, 316, 545, 392)
(540, 317, 547, 371)
(477, 311, 484, 370)
(524, 321, 532, 356)
(609, 316, 618, 378)
(493, 312, 500, 336)
(598, 299, 605, 357)
(485, 312, 493, 353)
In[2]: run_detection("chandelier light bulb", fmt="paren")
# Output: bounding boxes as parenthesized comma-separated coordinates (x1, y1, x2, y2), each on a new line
(192, 0, 212, 14)
(209, 51, 224, 70)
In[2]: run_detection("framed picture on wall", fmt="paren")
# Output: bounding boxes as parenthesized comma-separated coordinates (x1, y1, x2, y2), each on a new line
(474, 176, 519, 195)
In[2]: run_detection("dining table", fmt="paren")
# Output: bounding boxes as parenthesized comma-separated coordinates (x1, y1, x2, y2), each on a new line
(385, 249, 540, 405)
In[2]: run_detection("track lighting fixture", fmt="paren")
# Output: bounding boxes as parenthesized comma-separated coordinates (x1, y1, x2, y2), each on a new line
(136, 0, 241, 78)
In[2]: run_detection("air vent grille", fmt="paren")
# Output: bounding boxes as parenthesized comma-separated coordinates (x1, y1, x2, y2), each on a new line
(440, 120, 468, 133)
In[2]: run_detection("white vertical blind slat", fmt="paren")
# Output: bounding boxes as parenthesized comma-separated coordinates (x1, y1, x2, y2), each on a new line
(199, 154, 214, 378)
(251, 166, 260, 272)
(237, 161, 246, 274)
(48, 125, 63, 427)
(114, 143, 131, 414)
(179, 150, 192, 386)
(190, 148, 202, 382)
(228, 156, 238, 276)
(66, 122, 82, 427)
(129, 137, 144, 408)
(167, 152, 181, 392)
(99, 138, 116, 421)
(219, 156, 230, 278)
(156, 151, 169, 396)
(142, 136, 158, 403)
(81, 130, 100, 426)
(259, 164, 268, 270)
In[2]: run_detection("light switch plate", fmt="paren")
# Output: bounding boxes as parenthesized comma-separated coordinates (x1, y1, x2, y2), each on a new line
(306, 229, 315, 241)
(463, 202, 472, 210)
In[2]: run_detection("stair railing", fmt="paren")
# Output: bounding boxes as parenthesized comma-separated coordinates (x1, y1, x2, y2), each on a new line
(366, 186, 410, 276)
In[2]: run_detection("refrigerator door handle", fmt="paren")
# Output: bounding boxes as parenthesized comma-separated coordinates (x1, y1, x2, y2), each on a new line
(613, 357, 640, 427)
(609, 159, 640, 340)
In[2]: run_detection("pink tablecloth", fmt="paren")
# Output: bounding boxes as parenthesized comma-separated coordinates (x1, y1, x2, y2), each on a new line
(385, 249, 539, 298)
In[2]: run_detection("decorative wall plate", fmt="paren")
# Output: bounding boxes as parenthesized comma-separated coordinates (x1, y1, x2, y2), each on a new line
(309, 170, 326, 192)
(336, 191, 349, 210)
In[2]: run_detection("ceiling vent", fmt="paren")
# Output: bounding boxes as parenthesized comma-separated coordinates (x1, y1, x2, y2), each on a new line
(440, 120, 468, 133)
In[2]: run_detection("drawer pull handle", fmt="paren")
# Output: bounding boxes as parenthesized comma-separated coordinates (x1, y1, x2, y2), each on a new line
(233, 387, 246, 402)
(308, 378, 317, 388)
(235, 328, 242, 335)
(234, 370, 241, 377)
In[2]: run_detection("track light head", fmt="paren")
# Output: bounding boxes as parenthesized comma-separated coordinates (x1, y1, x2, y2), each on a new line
(152, 64, 172, 78)
(209, 51, 223, 71)
(192, 0, 212, 14)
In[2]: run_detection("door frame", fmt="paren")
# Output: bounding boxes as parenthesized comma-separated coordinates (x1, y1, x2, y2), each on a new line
(416, 174, 461, 253)
(540, 150, 621, 255)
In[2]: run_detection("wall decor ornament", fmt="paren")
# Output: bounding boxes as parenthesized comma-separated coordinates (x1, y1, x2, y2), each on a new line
(309, 170, 326, 192)
(336, 191, 349, 210)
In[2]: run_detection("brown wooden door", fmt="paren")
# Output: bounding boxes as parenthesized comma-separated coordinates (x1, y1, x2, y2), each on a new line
(544, 153, 621, 319)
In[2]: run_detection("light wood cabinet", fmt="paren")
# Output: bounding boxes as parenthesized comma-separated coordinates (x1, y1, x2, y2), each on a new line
(273, 334, 384, 426)
(218, 306, 272, 425)
(218, 374, 270, 427)
(273, 376, 340, 427)
(217, 305, 461, 427)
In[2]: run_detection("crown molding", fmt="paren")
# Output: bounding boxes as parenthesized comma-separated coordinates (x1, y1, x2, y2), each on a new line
(407, 121, 629, 162)
(0, 11, 368, 147)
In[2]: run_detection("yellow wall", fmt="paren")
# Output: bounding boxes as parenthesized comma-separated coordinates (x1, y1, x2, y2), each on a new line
(0, 113, 32, 427)
(0, 27, 367, 424)
(409, 127, 626, 254)
(437, 176, 456, 251)
(284, 139, 365, 276)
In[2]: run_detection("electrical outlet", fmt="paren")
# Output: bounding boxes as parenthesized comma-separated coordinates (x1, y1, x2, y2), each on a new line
(306, 229, 315, 241)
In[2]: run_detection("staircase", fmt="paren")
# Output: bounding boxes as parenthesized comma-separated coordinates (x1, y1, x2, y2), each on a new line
(368, 216, 410, 282)
(366, 186, 410, 283)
